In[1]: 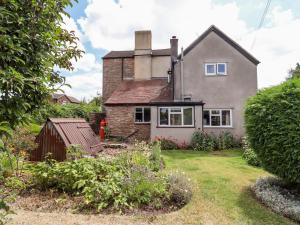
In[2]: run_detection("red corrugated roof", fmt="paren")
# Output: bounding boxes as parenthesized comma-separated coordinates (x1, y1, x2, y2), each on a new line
(105, 79, 172, 105)
(48, 118, 102, 153)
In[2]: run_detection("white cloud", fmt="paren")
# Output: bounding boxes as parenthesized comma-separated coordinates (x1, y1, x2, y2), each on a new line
(59, 15, 101, 100)
(61, 71, 102, 101)
(77, 0, 300, 89)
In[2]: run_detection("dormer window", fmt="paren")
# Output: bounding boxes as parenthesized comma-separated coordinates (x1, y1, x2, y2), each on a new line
(205, 63, 227, 76)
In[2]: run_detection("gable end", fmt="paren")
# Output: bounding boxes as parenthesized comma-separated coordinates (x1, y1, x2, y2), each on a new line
(179, 25, 260, 65)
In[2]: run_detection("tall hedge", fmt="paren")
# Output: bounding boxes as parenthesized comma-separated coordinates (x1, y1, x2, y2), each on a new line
(245, 78, 300, 184)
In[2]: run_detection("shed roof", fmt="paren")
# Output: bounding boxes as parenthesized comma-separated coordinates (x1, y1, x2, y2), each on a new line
(48, 118, 102, 153)
(103, 48, 171, 59)
(104, 79, 172, 105)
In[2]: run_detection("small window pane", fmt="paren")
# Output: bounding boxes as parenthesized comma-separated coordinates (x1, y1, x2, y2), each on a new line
(183, 108, 193, 125)
(144, 108, 151, 122)
(217, 63, 226, 74)
(135, 112, 143, 122)
(171, 108, 181, 113)
(222, 110, 231, 126)
(206, 64, 216, 74)
(211, 115, 221, 126)
(211, 110, 220, 115)
(135, 108, 143, 113)
(160, 108, 169, 125)
(170, 114, 182, 126)
(203, 110, 210, 126)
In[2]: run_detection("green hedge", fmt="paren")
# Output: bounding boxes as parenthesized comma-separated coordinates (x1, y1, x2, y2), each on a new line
(245, 78, 300, 184)
(33, 102, 100, 124)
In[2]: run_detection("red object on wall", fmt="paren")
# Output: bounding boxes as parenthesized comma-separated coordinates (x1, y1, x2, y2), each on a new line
(100, 119, 107, 141)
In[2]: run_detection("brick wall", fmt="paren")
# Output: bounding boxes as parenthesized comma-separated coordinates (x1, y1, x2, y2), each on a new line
(105, 106, 150, 141)
(123, 58, 134, 80)
(102, 57, 134, 103)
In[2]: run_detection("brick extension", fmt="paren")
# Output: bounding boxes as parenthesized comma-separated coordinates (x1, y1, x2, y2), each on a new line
(105, 106, 150, 141)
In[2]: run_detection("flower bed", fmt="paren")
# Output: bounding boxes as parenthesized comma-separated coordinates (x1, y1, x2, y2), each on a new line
(252, 177, 300, 222)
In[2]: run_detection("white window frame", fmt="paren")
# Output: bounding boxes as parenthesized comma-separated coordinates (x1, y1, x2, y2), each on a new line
(158, 106, 194, 127)
(203, 109, 233, 128)
(134, 107, 151, 124)
(205, 63, 216, 76)
(217, 63, 227, 75)
(205, 63, 228, 76)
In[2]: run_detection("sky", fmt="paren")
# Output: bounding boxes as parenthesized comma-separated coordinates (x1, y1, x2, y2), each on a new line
(61, 0, 300, 101)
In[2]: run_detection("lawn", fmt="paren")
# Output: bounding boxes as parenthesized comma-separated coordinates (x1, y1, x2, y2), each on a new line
(8, 149, 296, 225)
(156, 149, 296, 225)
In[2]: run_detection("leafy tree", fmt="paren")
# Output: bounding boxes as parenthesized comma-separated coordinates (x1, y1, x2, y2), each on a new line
(89, 94, 102, 107)
(287, 63, 300, 80)
(0, 0, 83, 129)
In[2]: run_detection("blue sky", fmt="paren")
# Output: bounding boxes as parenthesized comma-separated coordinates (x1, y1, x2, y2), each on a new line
(61, 0, 300, 100)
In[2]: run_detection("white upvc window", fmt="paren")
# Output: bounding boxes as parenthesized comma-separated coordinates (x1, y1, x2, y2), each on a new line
(205, 63, 216, 75)
(134, 107, 151, 123)
(217, 63, 227, 75)
(158, 107, 194, 127)
(205, 63, 227, 76)
(203, 109, 232, 127)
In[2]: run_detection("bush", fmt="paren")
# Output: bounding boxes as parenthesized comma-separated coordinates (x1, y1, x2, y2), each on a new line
(245, 78, 300, 184)
(242, 137, 261, 167)
(191, 131, 215, 151)
(159, 138, 178, 150)
(191, 131, 240, 151)
(33, 102, 100, 124)
(167, 171, 192, 207)
(30, 142, 180, 211)
(252, 177, 300, 222)
(30, 142, 192, 211)
(66, 144, 84, 161)
(243, 148, 260, 167)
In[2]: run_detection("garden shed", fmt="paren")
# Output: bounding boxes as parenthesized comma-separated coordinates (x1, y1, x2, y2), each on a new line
(31, 118, 102, 161)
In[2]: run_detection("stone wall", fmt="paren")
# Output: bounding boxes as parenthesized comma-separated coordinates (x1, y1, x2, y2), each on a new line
(105, 106, 150, 141)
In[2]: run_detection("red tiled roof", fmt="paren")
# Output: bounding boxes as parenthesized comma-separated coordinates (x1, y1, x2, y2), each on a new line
(105, 79, 172, 105)
(103, 49, 171, 59)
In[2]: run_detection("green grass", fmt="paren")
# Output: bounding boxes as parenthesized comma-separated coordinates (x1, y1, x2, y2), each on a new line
(155, 149, 296, 225)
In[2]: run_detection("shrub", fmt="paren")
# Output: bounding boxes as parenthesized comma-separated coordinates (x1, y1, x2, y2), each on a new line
(242, 137, 261, 167)
(66, 144, 84, 161)
(30, 141, 192, 212)
(167, 171, 192, 207)
(30, 144, 173, 211)
(216, 131, 240, 150)
(3, 126, 37, 176)
(245, 78, 300, 184)
(159, 138, 178, 150)
(191, 131, 215, 151)
(123, 165, 167, 207)
(34, 102, 100, 124)
(243, 148, 261, 167)
(252, 177, 300, 222)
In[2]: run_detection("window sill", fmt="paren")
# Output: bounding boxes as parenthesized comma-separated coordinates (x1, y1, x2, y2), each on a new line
(134, 122, 151, 125)
(205, 74, 228, 76)
(156, 126, 195, 128)
(204, 126, 233, 128)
